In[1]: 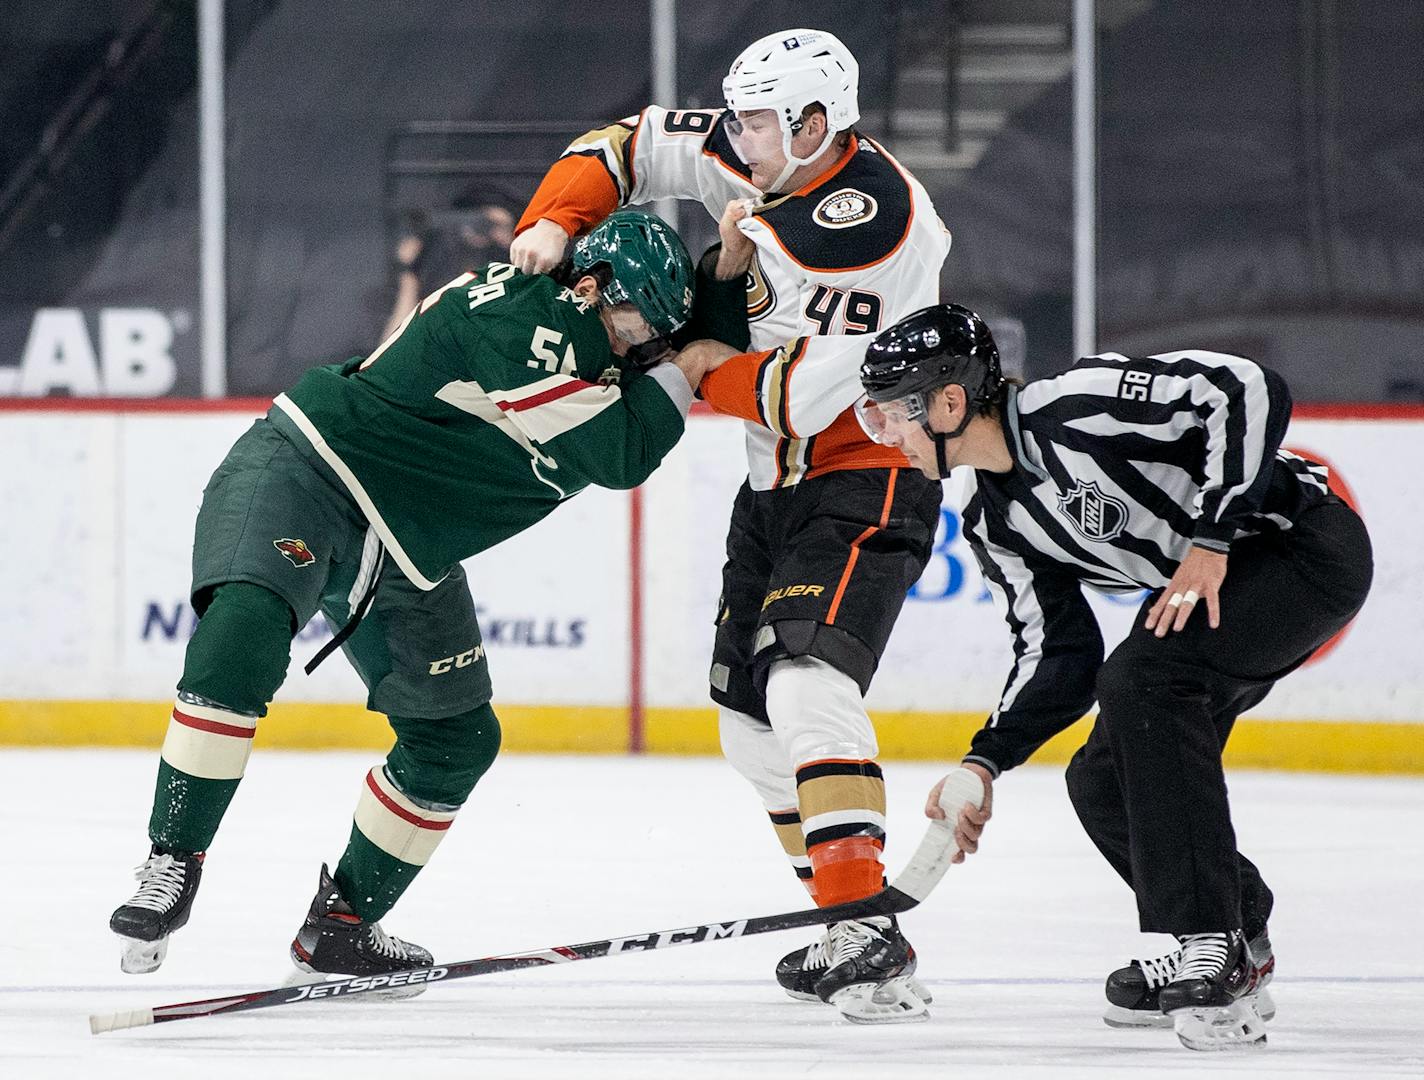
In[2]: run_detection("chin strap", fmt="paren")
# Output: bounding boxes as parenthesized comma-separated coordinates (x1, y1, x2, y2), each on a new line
(766, 127, 838, 193)
(922, 409, 975, 479)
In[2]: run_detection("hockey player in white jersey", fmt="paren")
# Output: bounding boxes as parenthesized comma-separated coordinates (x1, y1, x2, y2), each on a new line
(512, 28, 951, 1023)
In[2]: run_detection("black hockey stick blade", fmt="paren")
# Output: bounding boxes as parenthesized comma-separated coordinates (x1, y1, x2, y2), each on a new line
(90, 768, 984, 1034)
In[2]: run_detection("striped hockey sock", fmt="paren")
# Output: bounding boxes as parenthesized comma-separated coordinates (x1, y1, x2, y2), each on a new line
(148, 696, 258, 853)
(795, 758, 887, 907)
(767, 808, 818, 901)
(334, 766, 460, 921)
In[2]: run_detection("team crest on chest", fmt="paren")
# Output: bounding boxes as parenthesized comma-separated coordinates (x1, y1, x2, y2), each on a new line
(813, 188, 878, 230)
(1057, 480, 1128, 542)
(744, 252, 775, 321)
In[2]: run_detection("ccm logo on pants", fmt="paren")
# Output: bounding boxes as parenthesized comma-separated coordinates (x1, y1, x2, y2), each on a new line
(429, 646, 484, 676)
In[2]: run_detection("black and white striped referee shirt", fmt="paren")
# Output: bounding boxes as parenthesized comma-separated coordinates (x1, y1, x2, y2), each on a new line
(960, 350, 1332, 777)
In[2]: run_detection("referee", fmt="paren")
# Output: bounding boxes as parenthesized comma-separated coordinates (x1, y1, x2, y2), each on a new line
(856, 304, 1372, 1051)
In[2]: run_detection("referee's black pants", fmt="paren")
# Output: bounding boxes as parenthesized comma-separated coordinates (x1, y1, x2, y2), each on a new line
(1065, 497, 1372, 935)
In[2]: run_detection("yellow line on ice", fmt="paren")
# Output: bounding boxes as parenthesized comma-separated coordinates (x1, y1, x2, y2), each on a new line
(1, 701, 1421, 774)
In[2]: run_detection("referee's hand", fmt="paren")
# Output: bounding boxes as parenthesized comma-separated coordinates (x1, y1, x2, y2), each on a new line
(1145, 545, 1228, 637)
(926, 762, 994, 864)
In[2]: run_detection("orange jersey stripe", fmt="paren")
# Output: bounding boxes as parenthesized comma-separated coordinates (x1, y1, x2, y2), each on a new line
(802, 409, 911, 480)
(698, 348, 776, 425)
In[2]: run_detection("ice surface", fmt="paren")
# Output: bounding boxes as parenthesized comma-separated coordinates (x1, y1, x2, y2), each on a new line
(4, 749, 1423, 1078)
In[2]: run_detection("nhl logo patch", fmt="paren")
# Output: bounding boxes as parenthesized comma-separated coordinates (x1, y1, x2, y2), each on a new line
(1057, 481, 1128, 542)
(813, 188, 878, 230)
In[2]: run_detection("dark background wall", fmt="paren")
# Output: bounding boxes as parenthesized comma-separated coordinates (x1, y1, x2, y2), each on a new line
(1, 0, 1420, 399)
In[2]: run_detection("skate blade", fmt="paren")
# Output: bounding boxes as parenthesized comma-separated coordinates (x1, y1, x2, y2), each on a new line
(790, 975, 933, 1006)
(831, 977, 930, 1025)
(117, 935, 168, 975)
(1102, 1003, 1174, 1029)
(1169, 994, 1269, 1051)
(285, 957, 428, 1001)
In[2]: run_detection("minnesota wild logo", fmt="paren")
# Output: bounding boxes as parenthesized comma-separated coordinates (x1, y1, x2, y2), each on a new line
(274, 537, 316, 567)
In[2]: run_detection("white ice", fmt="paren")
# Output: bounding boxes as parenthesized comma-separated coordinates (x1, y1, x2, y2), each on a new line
(4, 749, 1423, 1079)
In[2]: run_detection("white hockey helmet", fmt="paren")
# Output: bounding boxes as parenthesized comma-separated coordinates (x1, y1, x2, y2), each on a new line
(723, 28, 860, 189)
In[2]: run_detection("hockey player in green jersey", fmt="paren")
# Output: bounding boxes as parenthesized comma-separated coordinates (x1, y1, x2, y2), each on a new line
(109, 209, 721, 982)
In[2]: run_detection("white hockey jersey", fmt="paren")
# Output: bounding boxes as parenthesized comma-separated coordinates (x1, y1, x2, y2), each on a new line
(518, 106, 951, 489)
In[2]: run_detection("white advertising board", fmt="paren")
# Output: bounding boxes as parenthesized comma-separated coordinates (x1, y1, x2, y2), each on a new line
(1, 409, 1419, 724)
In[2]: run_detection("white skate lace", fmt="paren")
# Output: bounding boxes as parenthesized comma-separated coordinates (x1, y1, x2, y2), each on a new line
(125, 854, 186, 913)
(1135, 948, 1182, 988)
(826, 917, 889, 967)
(803, 930, 832, 971)
(1174, 933, 1231, 981)
(365, 922, 416, 961)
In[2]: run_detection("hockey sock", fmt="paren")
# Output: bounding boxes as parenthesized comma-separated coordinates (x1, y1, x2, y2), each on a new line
(149, 582, 294, 853)
(763, 657, 886, 907)
(334, 704, 501, 921)
(768, 808, 818, 901)
(717, 706, 813, 895)
(796, 759, 887, 907)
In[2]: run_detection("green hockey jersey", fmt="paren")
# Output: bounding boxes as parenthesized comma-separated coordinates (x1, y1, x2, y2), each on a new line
(268, 263, 692, 589)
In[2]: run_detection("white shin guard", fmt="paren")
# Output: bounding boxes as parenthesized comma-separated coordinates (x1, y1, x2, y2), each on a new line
(718, 706, 798, 811)
(764, 656, 878, 768)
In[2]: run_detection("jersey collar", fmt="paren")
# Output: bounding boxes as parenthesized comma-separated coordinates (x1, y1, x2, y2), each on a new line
(1002, 385, 1049, 482)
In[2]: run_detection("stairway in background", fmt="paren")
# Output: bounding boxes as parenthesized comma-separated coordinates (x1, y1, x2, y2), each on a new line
(867, 0, 1151, 185)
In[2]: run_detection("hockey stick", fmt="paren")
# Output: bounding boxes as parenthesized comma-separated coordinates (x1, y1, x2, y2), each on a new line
(90, 768, 984, 1034)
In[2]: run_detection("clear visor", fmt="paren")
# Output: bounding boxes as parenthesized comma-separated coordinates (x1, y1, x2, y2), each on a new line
(605, 303, 661, 347)
(723, 110, 800, 165)
(853, 393, 925, 445)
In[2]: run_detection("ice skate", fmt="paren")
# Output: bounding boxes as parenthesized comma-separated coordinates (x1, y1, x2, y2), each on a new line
(778, 926, 932, 1005)
(288, 864, 433, 999)
(1159, 931, 1271, 1050)
(1104, 928, 1275, 1029)
(813, 915, 929, 1024)
(109, 847, 205, 974)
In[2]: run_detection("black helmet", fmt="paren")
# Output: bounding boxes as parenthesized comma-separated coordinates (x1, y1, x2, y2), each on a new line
(859, 304, 1004, 477)
(861, 303, 1002, 409)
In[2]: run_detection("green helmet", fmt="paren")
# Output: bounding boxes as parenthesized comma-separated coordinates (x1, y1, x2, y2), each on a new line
(571, 209, 694, 338)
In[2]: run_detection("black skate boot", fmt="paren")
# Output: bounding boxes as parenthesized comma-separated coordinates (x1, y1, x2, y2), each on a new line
(812, 916, 928, 1024)
(289, 864, 434, 999)
(1104, 928, 1275, 1029)
(1158, 931, 1271, 1050)
(778, 927, 933, 1005)
(109, 846, 205, 974)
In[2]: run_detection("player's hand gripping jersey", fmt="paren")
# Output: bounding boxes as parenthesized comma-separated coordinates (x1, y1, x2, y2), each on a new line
(269, 264, 691, 589)
(518, 106, 951, 488)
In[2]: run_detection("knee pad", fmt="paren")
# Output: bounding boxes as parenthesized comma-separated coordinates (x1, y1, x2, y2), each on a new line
(718, 706, 797, 811)
(179, 581, 295, 717)
(764, 656, 878, 768)
(751, 619, 878, 697)
(386, 702, 502, 808)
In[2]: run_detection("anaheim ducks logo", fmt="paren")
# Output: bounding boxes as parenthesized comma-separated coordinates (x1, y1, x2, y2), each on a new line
(273, 537, 316, 568)
(813, 188, 878, 230)
(1057, 481, 1128, 543)
(744, 251, 775, 322)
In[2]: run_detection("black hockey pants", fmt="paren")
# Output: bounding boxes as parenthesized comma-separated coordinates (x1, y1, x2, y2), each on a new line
(1066, 497, 1372, 934)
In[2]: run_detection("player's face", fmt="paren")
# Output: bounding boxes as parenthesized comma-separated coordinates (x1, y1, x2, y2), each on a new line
(861, 392, 958, 478)
(726, 110, 790, 191)
(601, 302, 660, 356)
